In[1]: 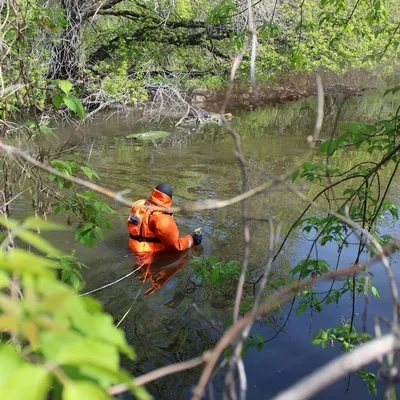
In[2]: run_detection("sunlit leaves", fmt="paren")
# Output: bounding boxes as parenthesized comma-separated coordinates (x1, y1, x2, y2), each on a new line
(51, 81, 85, 119)
(52, 190, 114, 248)
(80, 166, 100, 181)
(312, 324, 372, 352)
(63, 382, 113, 400)
(0, 235, 140, 399)
(206, 0, 237, 25)
(189, 256, 241, 288)
(49, 159, 75, 189)
(357, 369, 378, 395)
(0, 345, 26, 385)
(258, 21, 281, 40)
(47, 251, 87, 289)
(63, 96, 77, 113)
(0, 249, 58, 274)
(290, 258, 329, 279)
(57, 80, 73, 95)
(45, 155, 113, 248)
(381, 202, 399, 220)
(0, 364, 51, 400)
(55, 339, 119, 371)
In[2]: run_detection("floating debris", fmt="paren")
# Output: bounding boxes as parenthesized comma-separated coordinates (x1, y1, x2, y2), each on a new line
(126, 131, 171, 140)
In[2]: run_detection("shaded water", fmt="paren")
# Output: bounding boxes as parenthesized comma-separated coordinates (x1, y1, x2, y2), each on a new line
(46, 90, 400, 399)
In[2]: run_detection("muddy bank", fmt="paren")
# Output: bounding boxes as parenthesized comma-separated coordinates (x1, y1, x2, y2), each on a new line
(186, 70, 379, 112)
(199, 83, 371, 112)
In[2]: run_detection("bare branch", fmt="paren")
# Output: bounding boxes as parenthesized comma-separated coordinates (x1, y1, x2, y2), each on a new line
(272, 334, 397, 400)
(108, 352, 212, 396)
(0, 139, 307, 214)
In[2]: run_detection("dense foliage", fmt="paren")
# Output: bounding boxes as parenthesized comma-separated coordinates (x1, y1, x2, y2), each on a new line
(1, 0, 400, 115)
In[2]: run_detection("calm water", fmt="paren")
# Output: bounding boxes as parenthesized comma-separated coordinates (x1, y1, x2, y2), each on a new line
(38, 90, 400, 399)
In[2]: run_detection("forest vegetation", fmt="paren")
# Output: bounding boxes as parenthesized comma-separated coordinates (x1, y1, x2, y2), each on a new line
(1, 0, 400, 115)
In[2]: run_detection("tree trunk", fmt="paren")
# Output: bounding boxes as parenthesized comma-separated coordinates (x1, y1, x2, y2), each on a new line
(47, 0, 82, 80)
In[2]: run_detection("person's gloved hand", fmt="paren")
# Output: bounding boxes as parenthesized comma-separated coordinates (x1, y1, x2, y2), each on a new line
(191, 233, 202, 246)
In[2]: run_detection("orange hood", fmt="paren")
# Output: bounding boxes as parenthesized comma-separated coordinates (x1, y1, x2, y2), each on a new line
(148, 188, 172, 208)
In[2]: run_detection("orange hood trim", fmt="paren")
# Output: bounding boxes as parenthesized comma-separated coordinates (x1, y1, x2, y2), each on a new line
(148, 188, 172, 208)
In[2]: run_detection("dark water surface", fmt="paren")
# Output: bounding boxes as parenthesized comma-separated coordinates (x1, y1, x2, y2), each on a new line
(46, 90, 400, 399)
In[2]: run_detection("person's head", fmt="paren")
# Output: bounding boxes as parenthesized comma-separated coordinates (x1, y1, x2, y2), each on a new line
(155, 183, 173, 199)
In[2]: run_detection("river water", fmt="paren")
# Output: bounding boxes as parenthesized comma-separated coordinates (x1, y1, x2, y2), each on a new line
(46, 90, 400, 399)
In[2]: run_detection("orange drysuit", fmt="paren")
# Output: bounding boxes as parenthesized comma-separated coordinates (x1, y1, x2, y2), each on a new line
(127, 188, 193, 253)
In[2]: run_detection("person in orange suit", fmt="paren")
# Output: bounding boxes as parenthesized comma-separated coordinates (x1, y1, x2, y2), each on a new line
(127, 183, 202, 254)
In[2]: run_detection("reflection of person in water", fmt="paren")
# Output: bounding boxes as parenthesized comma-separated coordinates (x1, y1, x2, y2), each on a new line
(135, 251, 190, 295)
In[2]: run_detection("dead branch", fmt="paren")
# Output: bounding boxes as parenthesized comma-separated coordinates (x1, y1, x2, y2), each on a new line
(272, 334, 397, 400)
(108, 352, 212, 396)
(0, 140, 307, 213)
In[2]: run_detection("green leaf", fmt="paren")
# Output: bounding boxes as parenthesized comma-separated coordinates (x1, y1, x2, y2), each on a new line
(371, 286, 380, 298)
(291, 169, 300, 182)
(0, 249, 58, 274)
(296, 302, 308, 316)
(81, 166, 100, 181)
(39, 330, 82, 360)
(63, 96, 77, 113)
(55, 339, 119, 371)
(95, 226, 105, 241)
(0, 365, 50, 400)
(39, 125, 56, 137)
(70, 95, 85, 119)
(52, 94, 64, 108)
(0, 216, 19, 229)
(63, 382, 112, 400)
(58, 80, 73, 95)
(253, 332, 266, 343)
(0, 271, 8, 289)
(0, 345, 26, 385)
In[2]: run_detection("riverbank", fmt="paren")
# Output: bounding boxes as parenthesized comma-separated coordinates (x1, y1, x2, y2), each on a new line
(105, 69, 381, 125)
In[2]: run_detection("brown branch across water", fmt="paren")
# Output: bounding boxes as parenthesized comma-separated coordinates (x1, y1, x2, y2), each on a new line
(108, 353, 211, 396)
(0, 141, 305, 214)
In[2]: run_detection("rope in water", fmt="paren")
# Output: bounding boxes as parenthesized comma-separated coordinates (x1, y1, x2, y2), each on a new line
(79, 264, 144, 296)
(116, 268, 149, 327)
